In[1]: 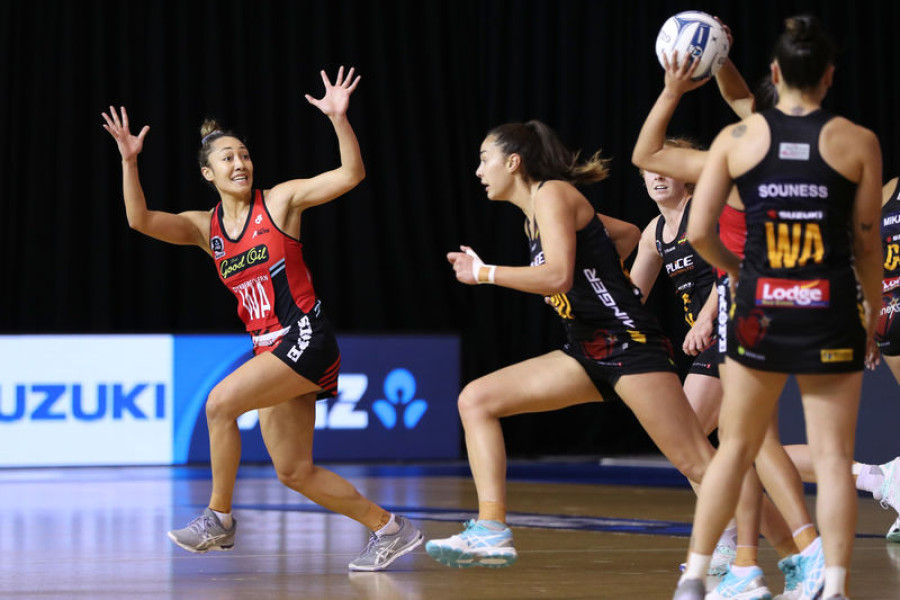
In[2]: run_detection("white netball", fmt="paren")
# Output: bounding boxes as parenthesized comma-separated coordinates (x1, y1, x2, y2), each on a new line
(655, 11, 730, 80)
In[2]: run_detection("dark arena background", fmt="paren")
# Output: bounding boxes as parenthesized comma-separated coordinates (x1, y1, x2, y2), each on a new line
(4, 2, 900, 599)
(2, 1, 899, 462)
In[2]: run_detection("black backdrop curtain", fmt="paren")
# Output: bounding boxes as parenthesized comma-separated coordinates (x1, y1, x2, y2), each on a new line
(2, 0, 898, 458)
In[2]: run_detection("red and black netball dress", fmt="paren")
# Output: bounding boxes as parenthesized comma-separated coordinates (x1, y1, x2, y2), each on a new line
(876, 178, 900, 355)
(730, 109, 864, 373)
(209, 189, 340, 397)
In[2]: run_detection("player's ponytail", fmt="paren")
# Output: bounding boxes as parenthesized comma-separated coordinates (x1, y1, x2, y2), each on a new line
(772, 14, 835, 91)
(487, 120, 610, 187)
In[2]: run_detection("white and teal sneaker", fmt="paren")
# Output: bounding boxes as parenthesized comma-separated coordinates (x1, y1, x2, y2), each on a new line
(876, 458, 900, 541)
(678, 539, 736, 577)
(773, 554, 801, 600)
(425, 519, 517, 568)
(709, 542, 738, 577)
(167, 507, 236, 553)
(796, 538, 825, 600)
(706, 565, 772, 599)
(887, 516, 900, 544)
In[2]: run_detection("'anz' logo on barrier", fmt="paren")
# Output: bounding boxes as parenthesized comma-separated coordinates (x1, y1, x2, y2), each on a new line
(372, 369, 428, 429)
(0, 383, 167, 422)
(235, 369, 428, 432)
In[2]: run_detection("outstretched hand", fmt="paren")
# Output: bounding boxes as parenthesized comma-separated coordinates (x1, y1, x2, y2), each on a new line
(305, 66, 361, 117)
(101, 106, 149, 161)
(662, 50, 709, 95)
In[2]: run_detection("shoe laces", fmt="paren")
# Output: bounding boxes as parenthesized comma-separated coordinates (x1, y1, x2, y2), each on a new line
(358, 532, 379, 557)
(780, 560, 801, 590)
(187, 514, 214, 535)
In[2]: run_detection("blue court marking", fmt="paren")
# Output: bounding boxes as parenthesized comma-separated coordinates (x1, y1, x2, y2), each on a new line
(217, 460, 694, 488)
(226, 502, 886, 540)
(230, 502, 694, 537)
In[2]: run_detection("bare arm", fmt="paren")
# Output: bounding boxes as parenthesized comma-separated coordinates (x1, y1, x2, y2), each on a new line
(852, 129, 884, 344)
(101, 106, 209, 250)
(447, 183, 580, 295)
(686, 128, 741, 279)
(631, 52, 710, 183)
(597, 213, 641, 260)
(714, 59, 755, 119)
(628, 220, 663, 302)
(268, 67, 365, 212)
(683, 285, 717, 356)
(883, 177, 899, 207)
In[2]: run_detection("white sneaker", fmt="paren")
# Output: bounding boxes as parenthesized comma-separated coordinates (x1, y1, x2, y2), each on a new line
(887, 516, 900, 544)
(875, 457, 900, 512)
(425, 519, 517, 568)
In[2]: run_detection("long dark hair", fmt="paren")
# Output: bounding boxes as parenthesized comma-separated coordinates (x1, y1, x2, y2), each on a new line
(772, 15, 835, 90)
(487, 120, 610, 185)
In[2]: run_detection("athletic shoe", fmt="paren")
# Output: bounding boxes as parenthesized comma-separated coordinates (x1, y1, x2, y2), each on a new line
(887, 516, 900, 543)
(796, 538, 825, 600)
(709, 543, 738, 577)
(673, 577, 706, 600)
(678, 540, 737, 576)
(348, 515, 423, 571)
(706, 565, 772, 600)
(167, 507, 236, 553)
(773, 554, 802, 600)
(425, 519, 518, 568)
(876, 457, 900, 513)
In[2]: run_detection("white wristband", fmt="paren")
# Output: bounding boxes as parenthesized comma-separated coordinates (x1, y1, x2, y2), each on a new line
(464, 248, 496, 284)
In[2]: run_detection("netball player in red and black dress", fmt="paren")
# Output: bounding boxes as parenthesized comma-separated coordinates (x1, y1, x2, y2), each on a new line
(102, 67, 422, 572)
(677, 16, 882, 600)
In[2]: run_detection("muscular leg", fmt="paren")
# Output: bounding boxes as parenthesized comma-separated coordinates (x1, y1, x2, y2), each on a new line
(259, 395, 389, 531)
(797, 372, 863, 570)
(688, 362, 786, 556)
(686, 365, 796, 558)
(457, 350, 604, 520)
(204, 352, 323, 513)
(684, 373, 723, 437)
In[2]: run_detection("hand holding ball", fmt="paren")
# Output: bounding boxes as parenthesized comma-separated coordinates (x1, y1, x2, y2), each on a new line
(655, 11, 730, 80)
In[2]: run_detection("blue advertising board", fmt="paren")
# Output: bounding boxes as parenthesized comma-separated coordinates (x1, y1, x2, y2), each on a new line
(0, 334, 460, 467)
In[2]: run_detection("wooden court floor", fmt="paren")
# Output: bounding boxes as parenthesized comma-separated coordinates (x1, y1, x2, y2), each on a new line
(0, 461, 897, 599)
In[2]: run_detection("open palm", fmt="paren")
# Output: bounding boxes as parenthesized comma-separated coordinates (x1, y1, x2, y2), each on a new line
(305, 66, 361, 117)
(101, 106, 149, 161)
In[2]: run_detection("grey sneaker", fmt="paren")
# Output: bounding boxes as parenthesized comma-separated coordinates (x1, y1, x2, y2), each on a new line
(348, 515, 423, 571)
(167, 507, 236, 553)
(672, 577, 705, 600)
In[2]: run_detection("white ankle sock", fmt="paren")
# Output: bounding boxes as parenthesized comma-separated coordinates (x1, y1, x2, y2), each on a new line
(729, 564, 757, 577)
(375, 514, 400, 536)
(212, 509, 233, 529)
(823, 565, 847, 598)
(681, 552, 711, 581)
(800, 536, 821, 557)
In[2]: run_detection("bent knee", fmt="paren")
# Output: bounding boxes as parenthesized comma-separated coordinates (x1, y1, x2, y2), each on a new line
(206, 387, 242, 423)
(457, 381, 496, 421)
(274, 461, 316, 490)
